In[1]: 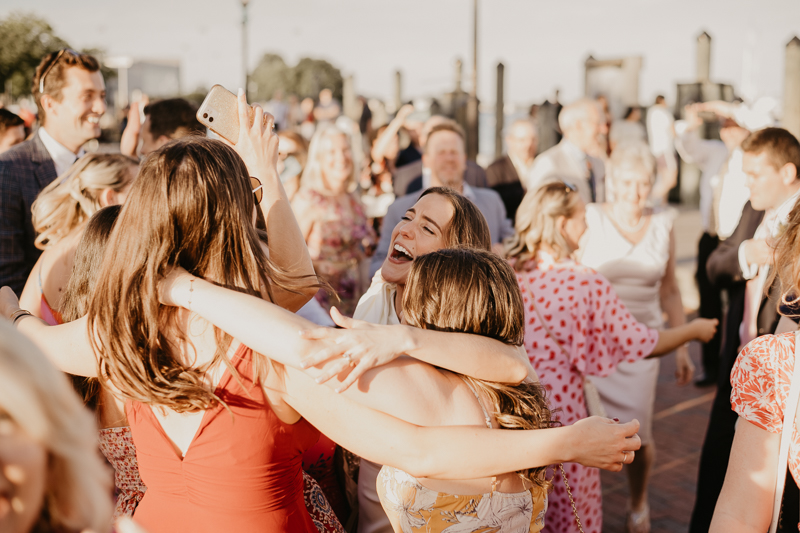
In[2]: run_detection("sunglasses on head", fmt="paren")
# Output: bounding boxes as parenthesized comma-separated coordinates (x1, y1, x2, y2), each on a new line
(562, 181, 577, 194)
(39, 48, 81, 95)
(250, 177, 263, 205)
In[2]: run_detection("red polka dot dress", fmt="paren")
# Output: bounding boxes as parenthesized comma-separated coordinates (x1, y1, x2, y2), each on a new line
(515, 251, 658, 533)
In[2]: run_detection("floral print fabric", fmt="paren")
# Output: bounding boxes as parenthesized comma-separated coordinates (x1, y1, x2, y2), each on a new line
(304, 471, 346, 533)
(516, 252, 659, 533)
(376, 465, 546, 533)
(292, 189, 376, 316)
(98, 427, 147, 520)
(731, 332, 800, 485)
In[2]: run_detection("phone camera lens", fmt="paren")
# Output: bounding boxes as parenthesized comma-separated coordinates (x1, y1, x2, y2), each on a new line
(203, 113, 208, 119)
(209, 117, 214, 122)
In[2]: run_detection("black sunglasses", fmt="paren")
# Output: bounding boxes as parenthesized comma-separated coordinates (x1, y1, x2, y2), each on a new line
(39, 48, 81, 95)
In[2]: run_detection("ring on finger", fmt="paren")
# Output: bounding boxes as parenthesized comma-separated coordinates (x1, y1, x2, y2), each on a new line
(342, 352, 353, 365)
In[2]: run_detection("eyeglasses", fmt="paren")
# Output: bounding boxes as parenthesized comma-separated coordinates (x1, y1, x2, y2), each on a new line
(38, 48, 80, 95)
(251, 177, 263, 205)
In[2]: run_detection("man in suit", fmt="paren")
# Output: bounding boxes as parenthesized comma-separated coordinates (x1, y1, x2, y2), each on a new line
(370, 122, 513, 277)
(0, 49, 105, 295)
(527, 98, 607, 204)
(392, 115, 488, 197)
(690, 127, 800, 533)
(486, 119, 538, 222)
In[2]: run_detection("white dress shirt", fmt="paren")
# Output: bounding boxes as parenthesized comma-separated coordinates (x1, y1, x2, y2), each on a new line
(38, 127, 84, 177)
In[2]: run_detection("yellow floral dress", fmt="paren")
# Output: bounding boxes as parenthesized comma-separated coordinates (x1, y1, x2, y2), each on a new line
(376, 379, 548, 533)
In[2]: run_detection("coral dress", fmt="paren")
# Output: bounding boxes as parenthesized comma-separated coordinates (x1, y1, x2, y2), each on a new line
(126, 344, 320, 533)
(731, 332, 800, 531)
(515, 252, 658, 533)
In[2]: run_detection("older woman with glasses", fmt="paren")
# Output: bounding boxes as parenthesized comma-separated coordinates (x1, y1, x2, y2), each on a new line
(507, 180, 717, 533)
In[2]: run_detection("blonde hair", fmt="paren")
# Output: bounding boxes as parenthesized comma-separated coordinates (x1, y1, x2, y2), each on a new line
(0, 320, 113, 532)
(506, 180, 584, 268)
(300, 123, 357, 194)
(32, 153, 138, 249)
(607, 140, 655, 185)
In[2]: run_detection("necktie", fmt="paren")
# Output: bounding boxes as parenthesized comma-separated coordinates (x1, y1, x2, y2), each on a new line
(586, 160, 596, 203)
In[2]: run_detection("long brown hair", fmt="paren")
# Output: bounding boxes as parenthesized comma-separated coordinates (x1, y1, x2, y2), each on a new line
(87, 137, 312, 413)
(403, 247, 558, 490)
(505, 180, 583, 269)
(418, 187, 492, 251)
(60, 206, 121, 412)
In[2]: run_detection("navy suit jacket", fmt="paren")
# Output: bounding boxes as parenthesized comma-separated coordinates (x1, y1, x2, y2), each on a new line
(0, 133, 57, 295)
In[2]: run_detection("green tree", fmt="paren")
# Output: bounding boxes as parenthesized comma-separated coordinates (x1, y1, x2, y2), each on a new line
(249, 52, 343, 102)
(0, 12, 69, 98)
(0, 12, 114, 100)
(250, 53, 290, 101)
(289, 57, 343, 101)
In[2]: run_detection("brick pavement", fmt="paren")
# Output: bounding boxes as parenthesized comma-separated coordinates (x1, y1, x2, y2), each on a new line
(600, 341, 714, 533)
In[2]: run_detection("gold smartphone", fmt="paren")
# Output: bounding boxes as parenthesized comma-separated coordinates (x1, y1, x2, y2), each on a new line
(196, 85, 255, 144)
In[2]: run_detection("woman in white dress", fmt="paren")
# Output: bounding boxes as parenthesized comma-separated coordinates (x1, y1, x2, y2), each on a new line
(580, 141, 695, 533)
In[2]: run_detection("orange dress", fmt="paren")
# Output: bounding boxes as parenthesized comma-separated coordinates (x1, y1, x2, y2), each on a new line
(126, 344, 320, 533)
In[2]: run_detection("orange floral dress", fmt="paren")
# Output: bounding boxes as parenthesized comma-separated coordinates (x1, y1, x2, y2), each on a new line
(730, 332, 800, 485)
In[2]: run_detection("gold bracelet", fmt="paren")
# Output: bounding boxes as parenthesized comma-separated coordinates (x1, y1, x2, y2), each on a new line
(10, 309, 33, 325)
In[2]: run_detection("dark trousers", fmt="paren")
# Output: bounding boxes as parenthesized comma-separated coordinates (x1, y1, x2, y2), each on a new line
(696, 232, 722, 381)
(689, 277, 747, 533)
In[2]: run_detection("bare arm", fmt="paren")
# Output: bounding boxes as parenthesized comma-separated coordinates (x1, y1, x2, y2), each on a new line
(299, 308, 529, 388)
(709, 418, 778, 533)
(658, 228, 695, 384)
(371, 104, 413, 162)
(280, 364, 640, 478)
(0, 287, 96, 376)
(649, 318, 717, 357)
(18, 258, 43, 320)
(229, 90, 316, 312)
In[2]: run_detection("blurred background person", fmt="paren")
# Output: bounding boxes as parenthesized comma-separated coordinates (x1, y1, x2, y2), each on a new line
(392, 115, 488, 197)
(609, 106, 646, 153)
(314, 88, 341, 126)
(292, 123, 376, 316)
(277, 130, 309, 201)
(265, 89, 289, 131)
(486, 118, 538, 221)
(120, 98, 205, 158)
(674, 103, 752, 388)
(0, 319, 113, 533)
(0, 49, 105, 296)
(646, 95, 677, 204)
(0, 108, 26, 153)
(580, 141, 694, 533)
(18, 153, 138, 324)
(528, 98, 607, 204)
(506, 180, 716, 533)
(691, 127, 800, 533)
(300, 96, 317, 139)
(372, 122, 512, 276)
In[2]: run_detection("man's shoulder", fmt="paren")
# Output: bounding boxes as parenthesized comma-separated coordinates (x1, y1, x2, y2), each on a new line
(533, 142, 564, 161)
(471, 187, 504, 207)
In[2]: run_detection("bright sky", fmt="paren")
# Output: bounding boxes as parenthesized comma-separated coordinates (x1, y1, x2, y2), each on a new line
(5, 0, 800, 109)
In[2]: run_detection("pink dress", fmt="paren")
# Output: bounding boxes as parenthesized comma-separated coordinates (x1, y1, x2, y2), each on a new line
(515, 252, 659, 533)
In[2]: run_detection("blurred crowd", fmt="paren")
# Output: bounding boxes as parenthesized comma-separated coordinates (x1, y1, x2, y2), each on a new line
(2, 47, 800, 533)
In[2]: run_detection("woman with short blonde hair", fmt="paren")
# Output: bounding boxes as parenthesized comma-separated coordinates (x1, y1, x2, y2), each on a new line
(20, 153, 138, 324)
(0, 319, 112, 533)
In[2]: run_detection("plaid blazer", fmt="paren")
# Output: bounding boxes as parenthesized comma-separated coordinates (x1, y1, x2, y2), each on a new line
(0, 133, 57, 295)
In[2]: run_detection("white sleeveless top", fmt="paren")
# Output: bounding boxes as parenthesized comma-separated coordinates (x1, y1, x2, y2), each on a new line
(580, 204, 676, 329)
